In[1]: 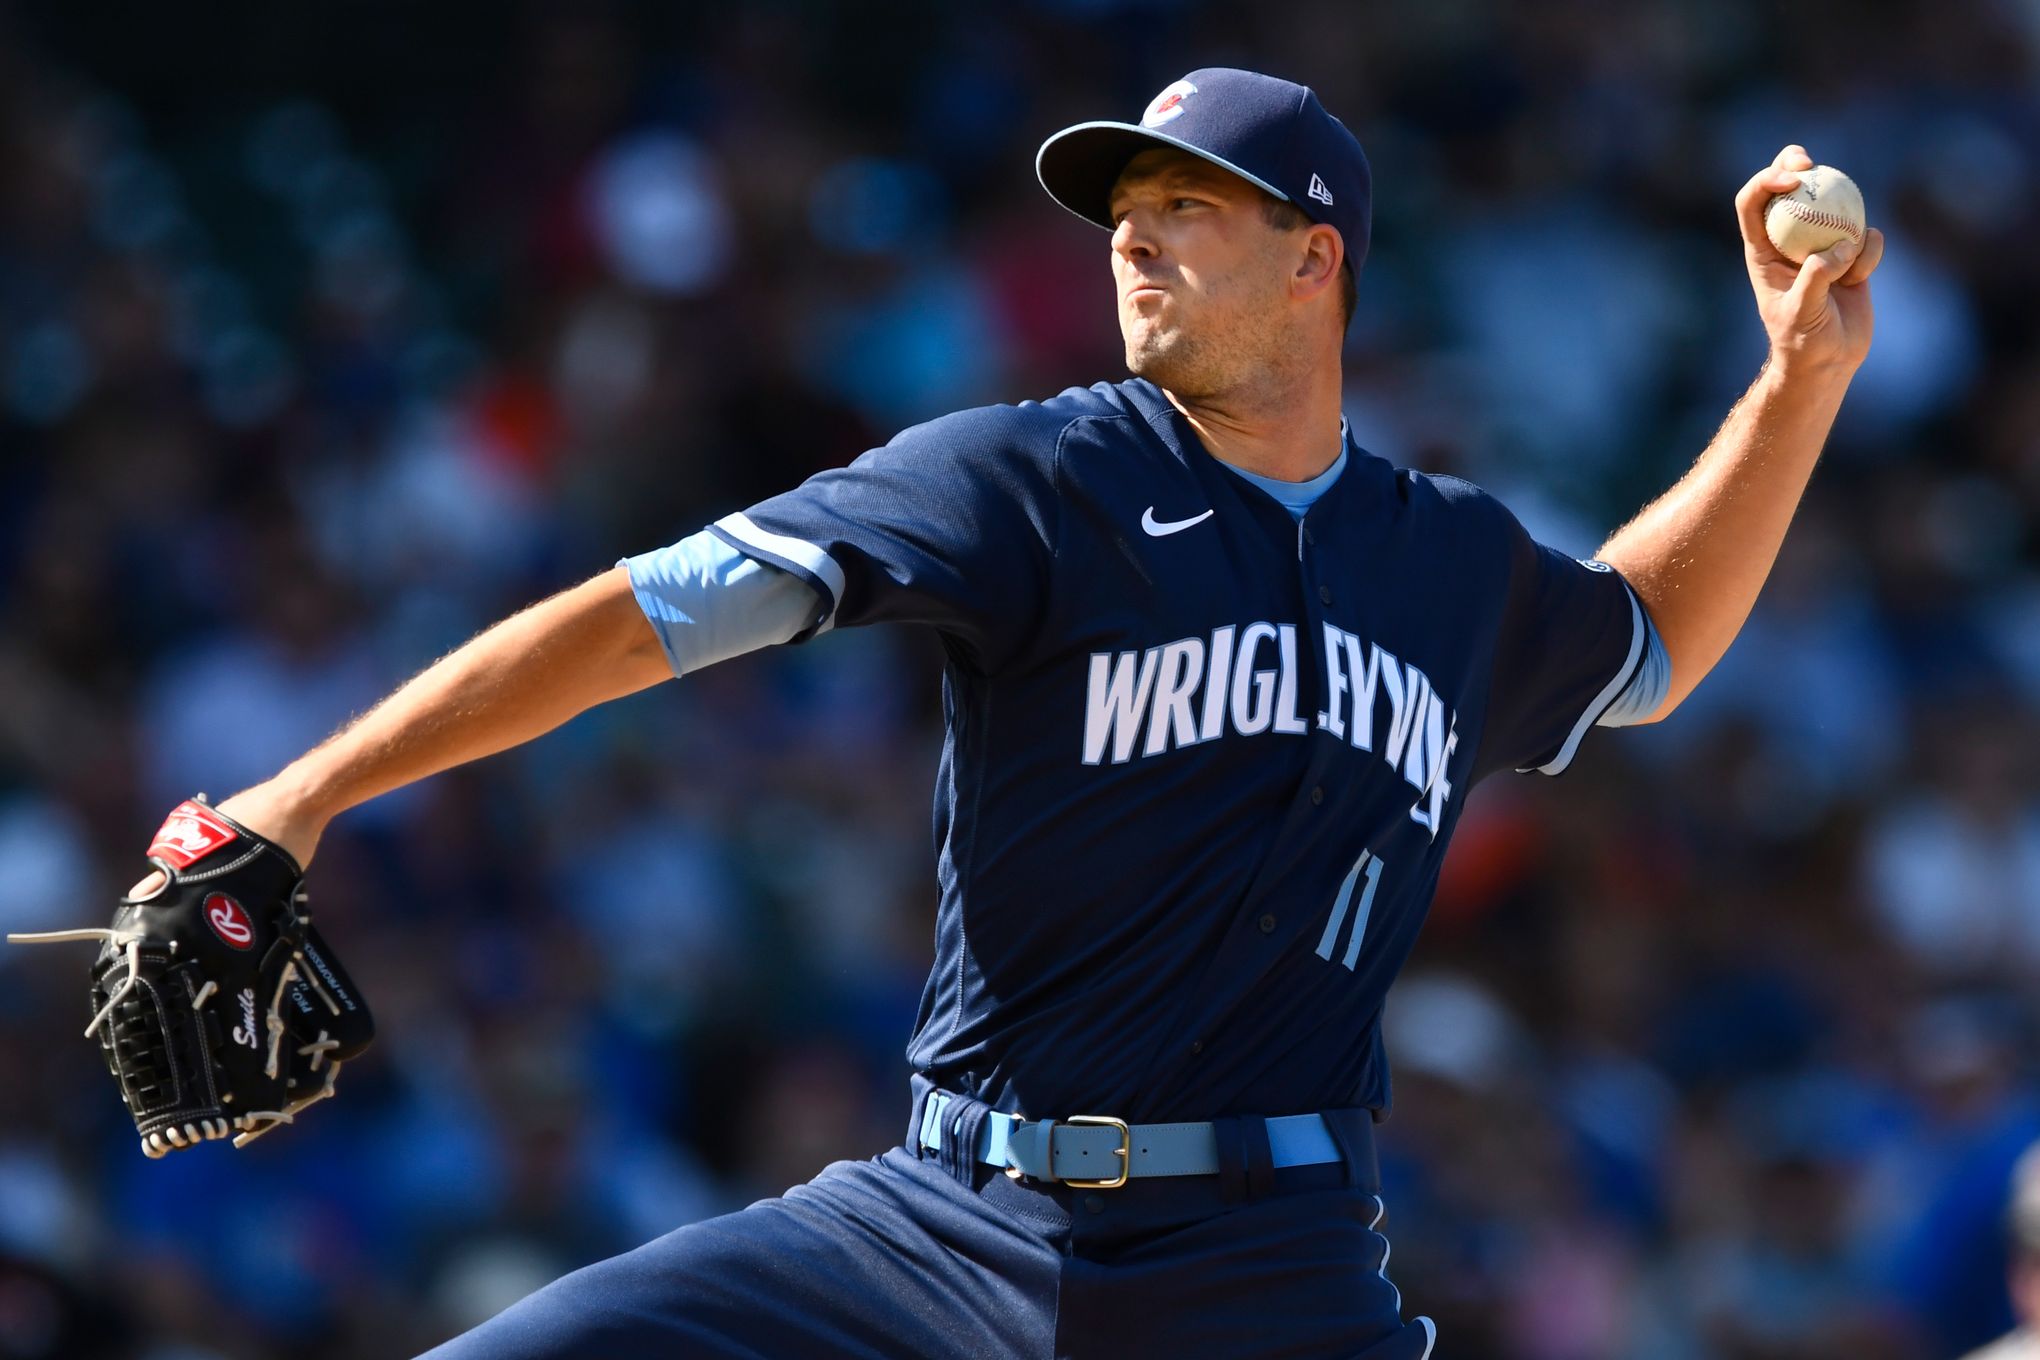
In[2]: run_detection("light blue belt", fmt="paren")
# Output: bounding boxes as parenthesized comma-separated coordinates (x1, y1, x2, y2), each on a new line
(916, 1092, 1345, 1189)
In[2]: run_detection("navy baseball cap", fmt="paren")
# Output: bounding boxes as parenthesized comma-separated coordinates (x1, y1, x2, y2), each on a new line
(1036, 68, 1372, 274)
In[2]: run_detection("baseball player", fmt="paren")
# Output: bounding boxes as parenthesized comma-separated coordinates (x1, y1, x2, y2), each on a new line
(142, 69, 1882, 1358)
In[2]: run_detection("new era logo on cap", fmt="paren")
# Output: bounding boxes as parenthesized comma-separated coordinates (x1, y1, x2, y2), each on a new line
(1035, 67, 1373, 277)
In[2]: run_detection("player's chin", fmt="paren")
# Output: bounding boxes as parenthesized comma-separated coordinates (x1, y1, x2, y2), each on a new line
(1123, 339, 1170, 380)
(1121, 321, 1181, 375)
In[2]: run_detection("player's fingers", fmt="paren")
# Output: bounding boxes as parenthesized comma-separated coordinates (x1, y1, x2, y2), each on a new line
(1736, 145, 1814, 252)
(1774, 143, 1813, 173)
(1784, 235, 1861, 316)
(1838, 226, 1884, 287)
(1736, 166, 1807, 258)
(128, 869, 167, 901)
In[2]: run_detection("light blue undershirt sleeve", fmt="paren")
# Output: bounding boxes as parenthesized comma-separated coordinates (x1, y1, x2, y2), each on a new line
(1594, 595, 1669, 726)
(1222, 448, 1348, 519)
(620, 530, 823, 677)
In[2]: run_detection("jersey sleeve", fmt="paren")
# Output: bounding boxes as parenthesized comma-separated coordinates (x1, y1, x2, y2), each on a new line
(1593, 608, 1670, 727)
(706, 406, 1061, 672)
(1476, 505, 1648, 780)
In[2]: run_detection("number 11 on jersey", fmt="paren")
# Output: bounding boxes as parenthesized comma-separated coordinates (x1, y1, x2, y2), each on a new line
(1315, 850, 1383, 971)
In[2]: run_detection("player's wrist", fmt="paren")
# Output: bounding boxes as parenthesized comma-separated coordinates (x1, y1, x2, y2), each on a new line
(1759, 345, 1860, 392)
(214, 776, 332, 871)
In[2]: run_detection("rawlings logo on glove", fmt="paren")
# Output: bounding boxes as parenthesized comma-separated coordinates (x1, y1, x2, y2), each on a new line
(205, 894, 256, 949)
(148, 801, 240, 868)
(8, 797, 375, 1158)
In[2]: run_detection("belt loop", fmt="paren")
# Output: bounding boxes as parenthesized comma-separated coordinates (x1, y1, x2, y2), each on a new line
(943, 1095, 988, 1182)
(918, 1092, 948, 1157)
(1212, 1116, 1249, 1206)
(1322, 1109, 1380, 1192)
(907, 1073, 940, 1152)
(1243, 1115, 1276, 1201)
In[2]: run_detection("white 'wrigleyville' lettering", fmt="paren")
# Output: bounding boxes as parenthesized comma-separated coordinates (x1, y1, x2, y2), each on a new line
(1080, 622, 1460, 835)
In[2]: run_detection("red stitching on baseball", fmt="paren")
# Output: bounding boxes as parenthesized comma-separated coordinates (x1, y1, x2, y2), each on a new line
(1776, 203, 1863, 243)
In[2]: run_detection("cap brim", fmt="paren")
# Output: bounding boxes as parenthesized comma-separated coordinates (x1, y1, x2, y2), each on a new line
(1034, 121, 1290, 230)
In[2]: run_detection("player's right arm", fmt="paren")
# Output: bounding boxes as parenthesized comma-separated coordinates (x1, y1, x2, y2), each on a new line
(1595, 145, 1882, 721)
(190, 400, 1059, 876)
(206, 566, 673, 870)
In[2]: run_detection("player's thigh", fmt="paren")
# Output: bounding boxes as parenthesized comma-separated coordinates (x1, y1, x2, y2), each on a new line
(1055, 1187, 1435, 1360)
(415, 1150, 1062, 1360)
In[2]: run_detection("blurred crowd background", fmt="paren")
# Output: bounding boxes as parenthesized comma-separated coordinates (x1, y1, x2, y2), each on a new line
(2, 0, 2038, 1356)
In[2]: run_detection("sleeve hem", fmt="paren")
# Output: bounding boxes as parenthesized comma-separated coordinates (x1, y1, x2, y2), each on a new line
(619, 556, 692, 678)
(708, 515, 841, 640)
(1517, 571, 1647, 777)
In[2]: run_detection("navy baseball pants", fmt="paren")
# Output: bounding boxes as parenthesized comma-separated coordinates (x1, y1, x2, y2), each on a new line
(417, 1092, 1435, 1359)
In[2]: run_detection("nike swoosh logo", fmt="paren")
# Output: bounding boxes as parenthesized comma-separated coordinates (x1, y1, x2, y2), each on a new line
(1141, 507, 1215, 537)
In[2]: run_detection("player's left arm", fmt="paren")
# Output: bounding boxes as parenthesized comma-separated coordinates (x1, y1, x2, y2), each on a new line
(1596, 144, 1885, 723)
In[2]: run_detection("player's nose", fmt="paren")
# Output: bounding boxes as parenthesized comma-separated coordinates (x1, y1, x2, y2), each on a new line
(1111, 212, 1159, 262)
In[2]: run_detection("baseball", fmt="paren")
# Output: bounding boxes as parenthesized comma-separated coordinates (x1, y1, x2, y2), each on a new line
(1763, 164, 1866, 263)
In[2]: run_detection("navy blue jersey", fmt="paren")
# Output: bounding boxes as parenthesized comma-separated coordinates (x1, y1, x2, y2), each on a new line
(711, 378, 1643, 1123)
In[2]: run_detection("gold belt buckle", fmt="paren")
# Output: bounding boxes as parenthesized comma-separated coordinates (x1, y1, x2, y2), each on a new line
(1060, 1114, 1132, 1189)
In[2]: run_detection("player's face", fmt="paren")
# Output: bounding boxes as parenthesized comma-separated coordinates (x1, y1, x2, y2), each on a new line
(1106, 149, 1303, 398)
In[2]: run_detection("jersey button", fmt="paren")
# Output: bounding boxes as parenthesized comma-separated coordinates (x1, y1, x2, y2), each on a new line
(1318, 585, 1333, 606)
(1310, 785, 1325, 805)
(1189, 1039, 1204, 1055)
(1258, 913, 1278, 933)
(1084, 1194, 1105, 1214)
(1302, 525, 1315, 546)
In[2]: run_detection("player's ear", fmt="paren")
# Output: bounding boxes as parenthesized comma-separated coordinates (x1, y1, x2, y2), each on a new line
(1291, 224, 1343, 306)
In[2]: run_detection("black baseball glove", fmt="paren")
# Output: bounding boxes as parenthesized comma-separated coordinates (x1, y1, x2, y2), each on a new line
(9, 797, 374, 1157)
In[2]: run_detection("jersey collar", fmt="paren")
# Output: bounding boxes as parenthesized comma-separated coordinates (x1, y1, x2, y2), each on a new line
(1123, 379, 1363, 535)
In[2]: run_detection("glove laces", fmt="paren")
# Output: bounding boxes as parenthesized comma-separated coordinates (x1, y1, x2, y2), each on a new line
(6, 926, 157, 1038)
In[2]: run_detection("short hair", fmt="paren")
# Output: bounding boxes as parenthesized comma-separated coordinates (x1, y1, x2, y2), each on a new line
(1261, 196, 1356, 332)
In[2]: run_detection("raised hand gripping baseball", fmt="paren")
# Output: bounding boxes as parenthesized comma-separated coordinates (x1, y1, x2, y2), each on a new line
(1737, 144, 1885, 372)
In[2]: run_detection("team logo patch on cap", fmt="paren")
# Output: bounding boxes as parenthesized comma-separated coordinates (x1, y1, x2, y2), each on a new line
(1141, 79, 1197, 128)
